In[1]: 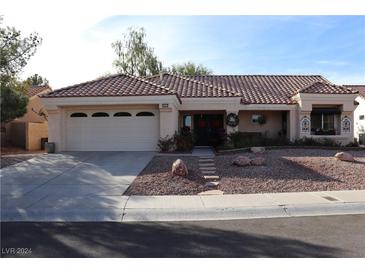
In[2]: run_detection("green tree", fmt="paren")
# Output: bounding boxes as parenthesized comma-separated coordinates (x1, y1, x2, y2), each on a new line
(0, 18, 42, 123)
(167, 62, 212, 76)
(0, 24, 42, 83)
(0, 85, 28, 123)
(112, 27, 162, 76)
(26, 73, 49, 86)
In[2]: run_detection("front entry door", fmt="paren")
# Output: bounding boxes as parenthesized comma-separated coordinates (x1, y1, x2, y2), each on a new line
(193, 114, 224, 146)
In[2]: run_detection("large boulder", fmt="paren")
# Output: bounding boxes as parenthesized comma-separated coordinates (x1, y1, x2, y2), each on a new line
(251, 147, 265, 153)
(250, 156, 266, 166)
(334, 152, 354, 162)
(232, 156, 251, 166)
(172, 159, 188, 177)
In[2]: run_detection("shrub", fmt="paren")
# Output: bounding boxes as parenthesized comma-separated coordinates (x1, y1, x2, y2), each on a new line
(227, 132, 289, 148)
(290, 137, 341, 147)
(157, 135, 175, 152)
(346, 139, 359, 147)
(174, 131, 194, 152)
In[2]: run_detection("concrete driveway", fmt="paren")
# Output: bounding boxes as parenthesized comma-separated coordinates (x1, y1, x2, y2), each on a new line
(1, 152, 155, 221)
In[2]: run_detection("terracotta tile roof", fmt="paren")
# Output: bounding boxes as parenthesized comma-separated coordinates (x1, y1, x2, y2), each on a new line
(42, 74, 178, 100)
(41, 73, 358, 105)
(28, 85, 51, 97)
(150, 74, 330, 104)
(344, 85, 365, 99)
(297, 81, 357, 95)
(147, 73, 240, 97)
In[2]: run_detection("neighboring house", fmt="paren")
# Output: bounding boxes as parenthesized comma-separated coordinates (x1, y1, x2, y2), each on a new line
(345, 85, 365, 144)
(40, 73, 358, 152)
(5, 85, 51, 150)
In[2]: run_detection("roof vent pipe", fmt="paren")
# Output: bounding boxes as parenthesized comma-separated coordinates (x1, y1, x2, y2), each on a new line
(159, 72, 164, 81)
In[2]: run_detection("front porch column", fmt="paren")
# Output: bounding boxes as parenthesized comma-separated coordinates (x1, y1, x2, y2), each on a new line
(159, 105, 178, 139)
(288, 110, 298, 141)
(340, 111, 353, 137)
(298, 111, 312, 139)
(47, 107, 65, 152)
(226, 110, 239, 135)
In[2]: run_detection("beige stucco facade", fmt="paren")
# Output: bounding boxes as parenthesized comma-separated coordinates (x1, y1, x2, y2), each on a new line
(5, 92, 49, 150)
(354, 95, 365, 143)
(238, 110, 284, 138)
(292, 93, 358, 145)
(41, 92, 358, 152)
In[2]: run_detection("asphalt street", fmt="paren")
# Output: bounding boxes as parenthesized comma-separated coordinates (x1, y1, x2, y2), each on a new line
(1, 214, 365, 257)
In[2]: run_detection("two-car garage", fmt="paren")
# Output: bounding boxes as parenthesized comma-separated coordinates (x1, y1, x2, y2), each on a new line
(64, 108, 160, 151)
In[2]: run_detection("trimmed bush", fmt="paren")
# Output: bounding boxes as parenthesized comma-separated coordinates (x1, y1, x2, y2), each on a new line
(174, 131, 194, 152)
(157, 135, 175, 152)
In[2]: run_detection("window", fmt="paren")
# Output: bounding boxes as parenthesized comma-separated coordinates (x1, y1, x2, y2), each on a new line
(183, 115, 192, 128)
(136, 112, 154, 117)
(114, 112, 132, 117)
(70, 112, 87, 117)
(360, 115, 365, 120)
(92, 112, 109, 117)
(251, 114, 263, 124)
(310, 107, 340, 135)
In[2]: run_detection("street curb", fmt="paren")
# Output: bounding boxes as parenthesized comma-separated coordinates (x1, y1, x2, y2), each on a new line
(121, 202, 365, 222)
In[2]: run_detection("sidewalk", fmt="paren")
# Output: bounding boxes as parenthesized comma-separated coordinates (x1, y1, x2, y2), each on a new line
(121, 190, 365, 222)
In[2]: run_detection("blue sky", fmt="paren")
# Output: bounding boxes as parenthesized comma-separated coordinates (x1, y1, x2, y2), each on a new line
(86, 16, 365, 83)
(16, 15, 365, 87)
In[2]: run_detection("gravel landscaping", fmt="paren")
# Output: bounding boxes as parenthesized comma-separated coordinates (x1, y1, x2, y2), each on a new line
(216, 149, 365, 194)
(125, 156, 206, 195)
(0, 155, 35, 169)
(127, 149, 365, 195)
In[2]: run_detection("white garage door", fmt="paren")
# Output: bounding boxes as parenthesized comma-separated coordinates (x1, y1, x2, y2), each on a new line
(65, 109, 159, 151)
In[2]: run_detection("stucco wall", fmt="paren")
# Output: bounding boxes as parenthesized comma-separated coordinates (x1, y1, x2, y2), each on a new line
(354, 96, 365, 142)
(26, 122, 48, 150)
(16, 96, 48, 123)
(238, 110, 284, 138)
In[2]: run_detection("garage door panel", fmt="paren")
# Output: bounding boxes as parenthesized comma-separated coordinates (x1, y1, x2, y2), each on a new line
(65, 109, 159, 151)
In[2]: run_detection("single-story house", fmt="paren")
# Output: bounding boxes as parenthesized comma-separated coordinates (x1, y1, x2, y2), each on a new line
(345, 85, 365, 144)
(40, 73, 358, 152)
(4, 85, 51, 150)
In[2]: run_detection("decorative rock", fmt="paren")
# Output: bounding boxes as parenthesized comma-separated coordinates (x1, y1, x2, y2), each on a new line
(172, 159, 188, 177)
(232, 156, 251, 166)
(198, 190, 224, 195)
(251, 147, 265, 153)
(250, 156, 266, 166)
(334, 152, 354, 162)
(204, 181, 220, 187)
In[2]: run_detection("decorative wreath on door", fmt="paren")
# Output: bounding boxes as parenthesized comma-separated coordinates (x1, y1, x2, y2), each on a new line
(226, 113, 239, 127)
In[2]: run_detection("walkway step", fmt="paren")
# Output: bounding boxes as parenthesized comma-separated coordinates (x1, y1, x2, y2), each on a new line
(199, 167, 216, 171)
(203, 175, 220, 180)
(199, 158, 214, 162)
(201, 171, 216, 175)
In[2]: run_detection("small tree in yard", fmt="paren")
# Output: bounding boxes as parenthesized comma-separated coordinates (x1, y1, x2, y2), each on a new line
(112, 27, 163, 76)
(26, 73, 49, 86)
(0, 85, 28, 123)
(167, 62, 212, 76)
